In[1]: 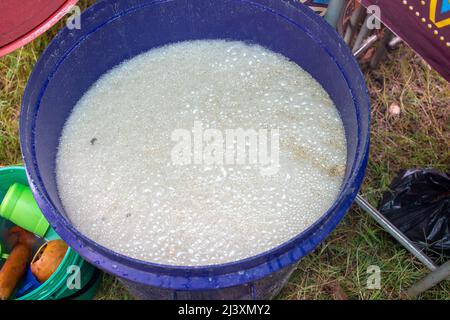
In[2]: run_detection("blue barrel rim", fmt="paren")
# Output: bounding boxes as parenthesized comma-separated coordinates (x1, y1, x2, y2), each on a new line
(20, 0, 370, 290)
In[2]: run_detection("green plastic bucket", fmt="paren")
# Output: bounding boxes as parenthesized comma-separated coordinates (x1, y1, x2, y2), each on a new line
(0, 166, 100, 300)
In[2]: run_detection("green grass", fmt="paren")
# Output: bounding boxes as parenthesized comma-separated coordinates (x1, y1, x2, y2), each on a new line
(1, 0, 449, 300)
(96, 275, 134, 300)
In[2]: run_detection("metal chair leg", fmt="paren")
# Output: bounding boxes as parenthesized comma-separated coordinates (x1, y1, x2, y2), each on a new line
(370, 29, 394, 69)
(352, 15, 372, 53)
(353, 34, 378, 58)
(407, 261, 450, 297)
(344, 5, 365, 45)
(324, 0, 347, 28)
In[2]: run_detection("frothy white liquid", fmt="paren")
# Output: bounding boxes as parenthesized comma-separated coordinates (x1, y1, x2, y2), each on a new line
(56, 40, 347, 266)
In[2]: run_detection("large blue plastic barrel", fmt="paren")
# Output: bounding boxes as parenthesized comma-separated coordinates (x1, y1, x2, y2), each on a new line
(19, 0, 370, 299)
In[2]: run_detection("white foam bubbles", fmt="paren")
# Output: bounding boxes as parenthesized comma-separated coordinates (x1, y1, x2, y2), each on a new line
(56, 40, 347, 266)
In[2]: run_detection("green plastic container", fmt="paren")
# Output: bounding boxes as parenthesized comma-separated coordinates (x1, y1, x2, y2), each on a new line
(0, 166, 100, 300)
(0, 182, 50, 237)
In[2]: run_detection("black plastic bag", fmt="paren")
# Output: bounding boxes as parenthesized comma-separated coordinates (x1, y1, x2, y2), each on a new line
(379, 169, 450, 258)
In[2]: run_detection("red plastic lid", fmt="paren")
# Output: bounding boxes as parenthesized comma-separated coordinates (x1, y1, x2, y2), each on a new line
(0, 0, 78, 57)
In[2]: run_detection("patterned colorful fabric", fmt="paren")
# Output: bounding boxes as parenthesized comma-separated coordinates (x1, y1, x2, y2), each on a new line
(362, 0, 450, 82)
(298, 0, 330, 16)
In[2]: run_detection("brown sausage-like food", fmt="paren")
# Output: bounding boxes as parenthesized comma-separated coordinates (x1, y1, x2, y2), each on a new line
(0, 227, 36, 300)
(7, 226, 36, 247)
(31, 240, 68, 283)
